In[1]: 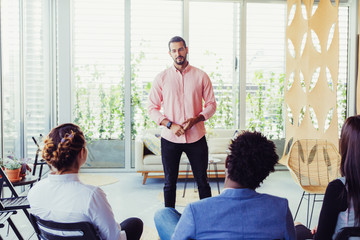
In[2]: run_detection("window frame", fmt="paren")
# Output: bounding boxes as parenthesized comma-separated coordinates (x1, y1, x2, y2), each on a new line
(9, 0, 355, 170)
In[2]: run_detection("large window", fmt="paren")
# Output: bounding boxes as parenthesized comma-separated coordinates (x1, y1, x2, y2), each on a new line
(245, 3, 286, 139)
(131, 0, 182, 135)
(72, 0, 125, 167)
(0, 0, 353, 169)
(69, 0, 350, 168)
(189, 2, 240, 130)
(1, 0, 52, 161)
(1, 0, 20, 157)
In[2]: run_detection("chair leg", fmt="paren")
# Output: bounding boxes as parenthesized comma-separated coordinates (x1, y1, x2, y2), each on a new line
(309, 194, 317, 227)
(294, 191, 305, 220)
(182, 163, 190, 198)
(213, 163, 220, 194)
(39, 165, 44, 180)
(306, 193, 311, 227)
(7, 218, 24, 240)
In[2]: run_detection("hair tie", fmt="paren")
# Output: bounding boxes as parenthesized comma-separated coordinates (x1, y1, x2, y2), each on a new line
(61, 133, 73, 143)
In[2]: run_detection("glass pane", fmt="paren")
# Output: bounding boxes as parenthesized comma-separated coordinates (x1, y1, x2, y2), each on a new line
(131, 0, 182, 167)
(72, 0, 125, 168)
(245, 3, 286, 140)
(24, 0, 52, 161)
(1, 0, 21, 157)
(189, 1, 240, 129)
(337, 6, 348, 131)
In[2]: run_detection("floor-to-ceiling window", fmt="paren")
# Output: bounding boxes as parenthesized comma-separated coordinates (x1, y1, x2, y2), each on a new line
(245, 3, 286, 139)
(1, 0, 21, 158)
(72, 0, 125, 167)
(189, 1, 240, 130)
(0, 0, 353, 169)
(130, 0, 182, 167)
(0, 0, 52, 162)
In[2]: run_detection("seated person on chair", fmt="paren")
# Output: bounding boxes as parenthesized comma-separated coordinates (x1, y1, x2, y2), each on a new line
(296, 115, 360, 240)
(154, 131, 296, 240)
(28, 123, 143, 240)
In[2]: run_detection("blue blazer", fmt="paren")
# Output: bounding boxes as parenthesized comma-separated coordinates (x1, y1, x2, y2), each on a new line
(172, 188, 295, 240)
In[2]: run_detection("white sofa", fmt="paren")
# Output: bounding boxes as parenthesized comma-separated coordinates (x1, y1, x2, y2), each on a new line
(135, 129, 237, 184)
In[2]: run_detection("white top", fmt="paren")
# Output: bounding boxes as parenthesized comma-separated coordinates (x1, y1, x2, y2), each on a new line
(28, 173, 126, 240)
(334, 177, 357, 240)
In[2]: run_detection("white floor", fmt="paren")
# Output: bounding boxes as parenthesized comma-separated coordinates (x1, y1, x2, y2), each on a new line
(2, 170, 322, 239)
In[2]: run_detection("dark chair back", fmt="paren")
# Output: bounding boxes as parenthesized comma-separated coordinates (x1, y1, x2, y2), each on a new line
(32, 135, 49, 180)
(335, 227, 360, 240)
(30, 213, 101, 240)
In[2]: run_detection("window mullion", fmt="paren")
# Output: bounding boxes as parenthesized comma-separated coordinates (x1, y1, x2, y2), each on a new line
(124, 0, 131, 170)
(239, 0, 246, 130)
(57, 0, 72, 124)
(19, 0, 25, 157)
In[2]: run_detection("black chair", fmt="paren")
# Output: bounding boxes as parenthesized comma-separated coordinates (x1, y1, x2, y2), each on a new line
(30, 213, 101, 240)
(0, 211, 24, 239)
(32, 135, 49, 180)
(0, 167, 31, 240)
(0, 167, 30, 212)
(335, 227, 360, 240)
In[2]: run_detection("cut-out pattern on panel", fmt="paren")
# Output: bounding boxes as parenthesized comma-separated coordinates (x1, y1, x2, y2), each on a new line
(288, 4, 296, 26)
(301, 1, 316, 18)
(298, 106, 306, 126)
(311, 5, 319, 18)
(324, 108, 334, 132)
(287, 104, 294, 125)
(326, 67, 333, 91)
(282, 0, 339, 165)
(327, 23, 335, 51)
(309, 105, 319, 130)
(301, 4, 307, 20)
(309, 67, 320, 92)
(300, 71, 306, 93)
(311, 30, 321, 53)
(287, 72, 295, 91)
(288, 39, 296, 58)
(300, 32, 307, 57)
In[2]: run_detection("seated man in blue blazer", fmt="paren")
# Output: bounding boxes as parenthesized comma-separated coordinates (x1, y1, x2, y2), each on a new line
(154, 131, 296, 240)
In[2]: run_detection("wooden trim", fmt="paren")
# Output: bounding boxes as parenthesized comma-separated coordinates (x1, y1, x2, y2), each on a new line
(137, 170, 225, 184)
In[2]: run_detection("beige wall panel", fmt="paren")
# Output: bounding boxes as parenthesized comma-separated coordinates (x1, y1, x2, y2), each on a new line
(281, 0, 339, 165)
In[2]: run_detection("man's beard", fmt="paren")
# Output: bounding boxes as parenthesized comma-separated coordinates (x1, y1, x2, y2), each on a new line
(174, 56, 186, 65)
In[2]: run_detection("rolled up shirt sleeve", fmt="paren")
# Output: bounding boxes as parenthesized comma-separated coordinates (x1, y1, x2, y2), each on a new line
(199, 74, 216, 120)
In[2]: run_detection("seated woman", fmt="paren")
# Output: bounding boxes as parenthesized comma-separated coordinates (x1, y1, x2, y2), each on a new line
(296, 115, 360, 239)
(28, 123, 143, 240)
(154, 131, 296, 240)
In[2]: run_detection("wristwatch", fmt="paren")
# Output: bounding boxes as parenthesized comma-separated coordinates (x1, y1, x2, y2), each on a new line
(166, 121, 173, 129)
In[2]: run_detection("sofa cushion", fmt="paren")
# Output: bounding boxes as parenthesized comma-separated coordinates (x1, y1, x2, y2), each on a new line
(142, 133, 161, 156)
(207, 138, 231, 154)
(143, 154, 162, 165)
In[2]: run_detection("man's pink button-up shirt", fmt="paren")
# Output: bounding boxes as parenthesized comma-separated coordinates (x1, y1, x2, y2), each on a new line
(148, 64, 216, 144)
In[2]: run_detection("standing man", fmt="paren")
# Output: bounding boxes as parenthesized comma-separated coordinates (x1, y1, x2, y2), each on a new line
(148, 36, 217, 208)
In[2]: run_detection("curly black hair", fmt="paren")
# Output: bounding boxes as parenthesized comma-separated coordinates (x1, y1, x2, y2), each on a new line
(226, 131, 278, 190)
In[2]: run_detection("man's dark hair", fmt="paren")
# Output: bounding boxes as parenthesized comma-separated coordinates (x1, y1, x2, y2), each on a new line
(227, 131, 278, 190)
(168, 36, 187, 51)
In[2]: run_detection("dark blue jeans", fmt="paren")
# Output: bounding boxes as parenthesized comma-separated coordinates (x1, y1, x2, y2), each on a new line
(161, 136, 211, 208)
